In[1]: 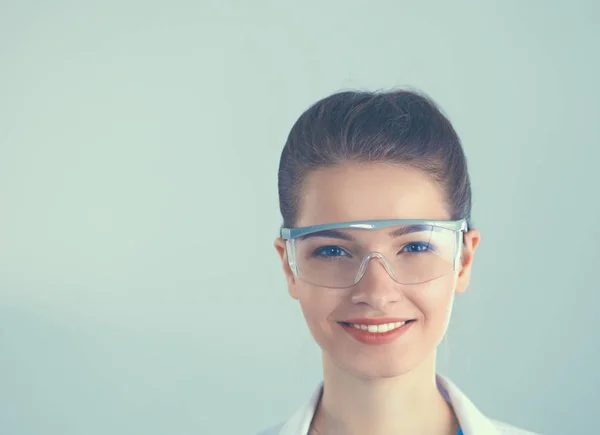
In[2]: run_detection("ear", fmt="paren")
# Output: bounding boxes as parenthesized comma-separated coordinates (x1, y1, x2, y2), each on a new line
(274, 238, 299, 300)
(455, 229, 481, 294)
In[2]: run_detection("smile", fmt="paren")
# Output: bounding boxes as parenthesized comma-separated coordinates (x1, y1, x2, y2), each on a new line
(341, 320, 411, 333)
(338, 319, 416, 345)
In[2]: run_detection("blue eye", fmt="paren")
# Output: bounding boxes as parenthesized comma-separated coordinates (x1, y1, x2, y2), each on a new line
(312, 246, 349, 258)
(401, 242, 434, 254)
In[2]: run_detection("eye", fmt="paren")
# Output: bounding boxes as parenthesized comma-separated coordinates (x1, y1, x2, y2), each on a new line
(400, 242, 434, 254)
(312, 245, 350, 258)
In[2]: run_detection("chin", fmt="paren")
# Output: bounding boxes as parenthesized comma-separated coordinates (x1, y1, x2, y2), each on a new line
(354, 367, 413, 380)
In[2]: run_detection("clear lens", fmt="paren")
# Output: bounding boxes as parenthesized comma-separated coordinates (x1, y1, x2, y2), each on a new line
(288, 224, 460, 288)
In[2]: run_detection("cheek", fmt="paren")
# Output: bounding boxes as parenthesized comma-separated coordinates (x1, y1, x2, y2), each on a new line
(410, 274, 457, 331)
(297, 285, 344, 338)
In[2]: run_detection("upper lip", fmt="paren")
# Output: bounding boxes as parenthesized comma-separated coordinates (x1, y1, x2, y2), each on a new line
(340, 318, 415, 325)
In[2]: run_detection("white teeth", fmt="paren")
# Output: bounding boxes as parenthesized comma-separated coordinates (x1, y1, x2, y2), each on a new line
(348, 321, 409, 333)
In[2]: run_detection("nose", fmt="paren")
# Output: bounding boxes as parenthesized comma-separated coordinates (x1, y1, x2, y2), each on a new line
(350, 254, 403, 310)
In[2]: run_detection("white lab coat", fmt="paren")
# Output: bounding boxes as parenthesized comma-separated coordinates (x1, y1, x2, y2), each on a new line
(256, 375, 539, 435)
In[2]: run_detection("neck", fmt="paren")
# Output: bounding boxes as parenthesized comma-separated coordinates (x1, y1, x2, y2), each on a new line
(311, 353, 459, 435)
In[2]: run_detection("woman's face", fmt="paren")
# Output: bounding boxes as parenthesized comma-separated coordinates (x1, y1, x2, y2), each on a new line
(275, 162, 480, 379)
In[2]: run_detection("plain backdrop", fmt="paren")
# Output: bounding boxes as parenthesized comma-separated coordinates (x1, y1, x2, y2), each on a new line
(1, 1, 599, 434)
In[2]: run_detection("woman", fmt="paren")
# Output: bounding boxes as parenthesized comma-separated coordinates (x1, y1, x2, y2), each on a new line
(259, 90, 538, 435)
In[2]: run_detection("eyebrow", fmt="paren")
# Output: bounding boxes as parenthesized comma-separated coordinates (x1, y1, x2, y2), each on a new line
(299, 225, 435, 241)
(388, 224, 435, 238)
(300, 229, 355, 241)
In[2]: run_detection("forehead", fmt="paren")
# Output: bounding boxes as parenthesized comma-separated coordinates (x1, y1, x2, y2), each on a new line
(296, 162, 450, 227)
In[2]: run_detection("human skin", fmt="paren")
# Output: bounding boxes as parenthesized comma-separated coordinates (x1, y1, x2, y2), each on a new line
(274, 162, 480, 435)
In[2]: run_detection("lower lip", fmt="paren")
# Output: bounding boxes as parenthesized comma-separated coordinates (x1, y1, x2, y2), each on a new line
(339, 321, 415, 345)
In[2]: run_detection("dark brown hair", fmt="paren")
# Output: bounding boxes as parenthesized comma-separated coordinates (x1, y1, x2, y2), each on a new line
(277, 89, 472, 229)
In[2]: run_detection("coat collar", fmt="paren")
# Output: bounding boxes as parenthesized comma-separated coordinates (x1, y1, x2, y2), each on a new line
(277, 374, 501, 435)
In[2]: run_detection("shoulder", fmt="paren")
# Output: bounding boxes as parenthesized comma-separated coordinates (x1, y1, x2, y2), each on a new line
(436, 375, 540, 435)
(490, 418, 541, 435)
(252, 422, 284, 435)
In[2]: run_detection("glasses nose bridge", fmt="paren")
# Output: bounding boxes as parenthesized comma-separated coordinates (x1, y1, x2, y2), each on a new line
(355, 251, 397, 284)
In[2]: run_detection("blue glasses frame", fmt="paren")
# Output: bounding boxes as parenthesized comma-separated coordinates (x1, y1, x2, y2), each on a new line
(280, 219, 469, 286)
(280, 218, 468, 240)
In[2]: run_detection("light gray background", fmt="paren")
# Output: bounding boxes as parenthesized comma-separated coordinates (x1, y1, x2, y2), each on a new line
(1, 1, 598, 434)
